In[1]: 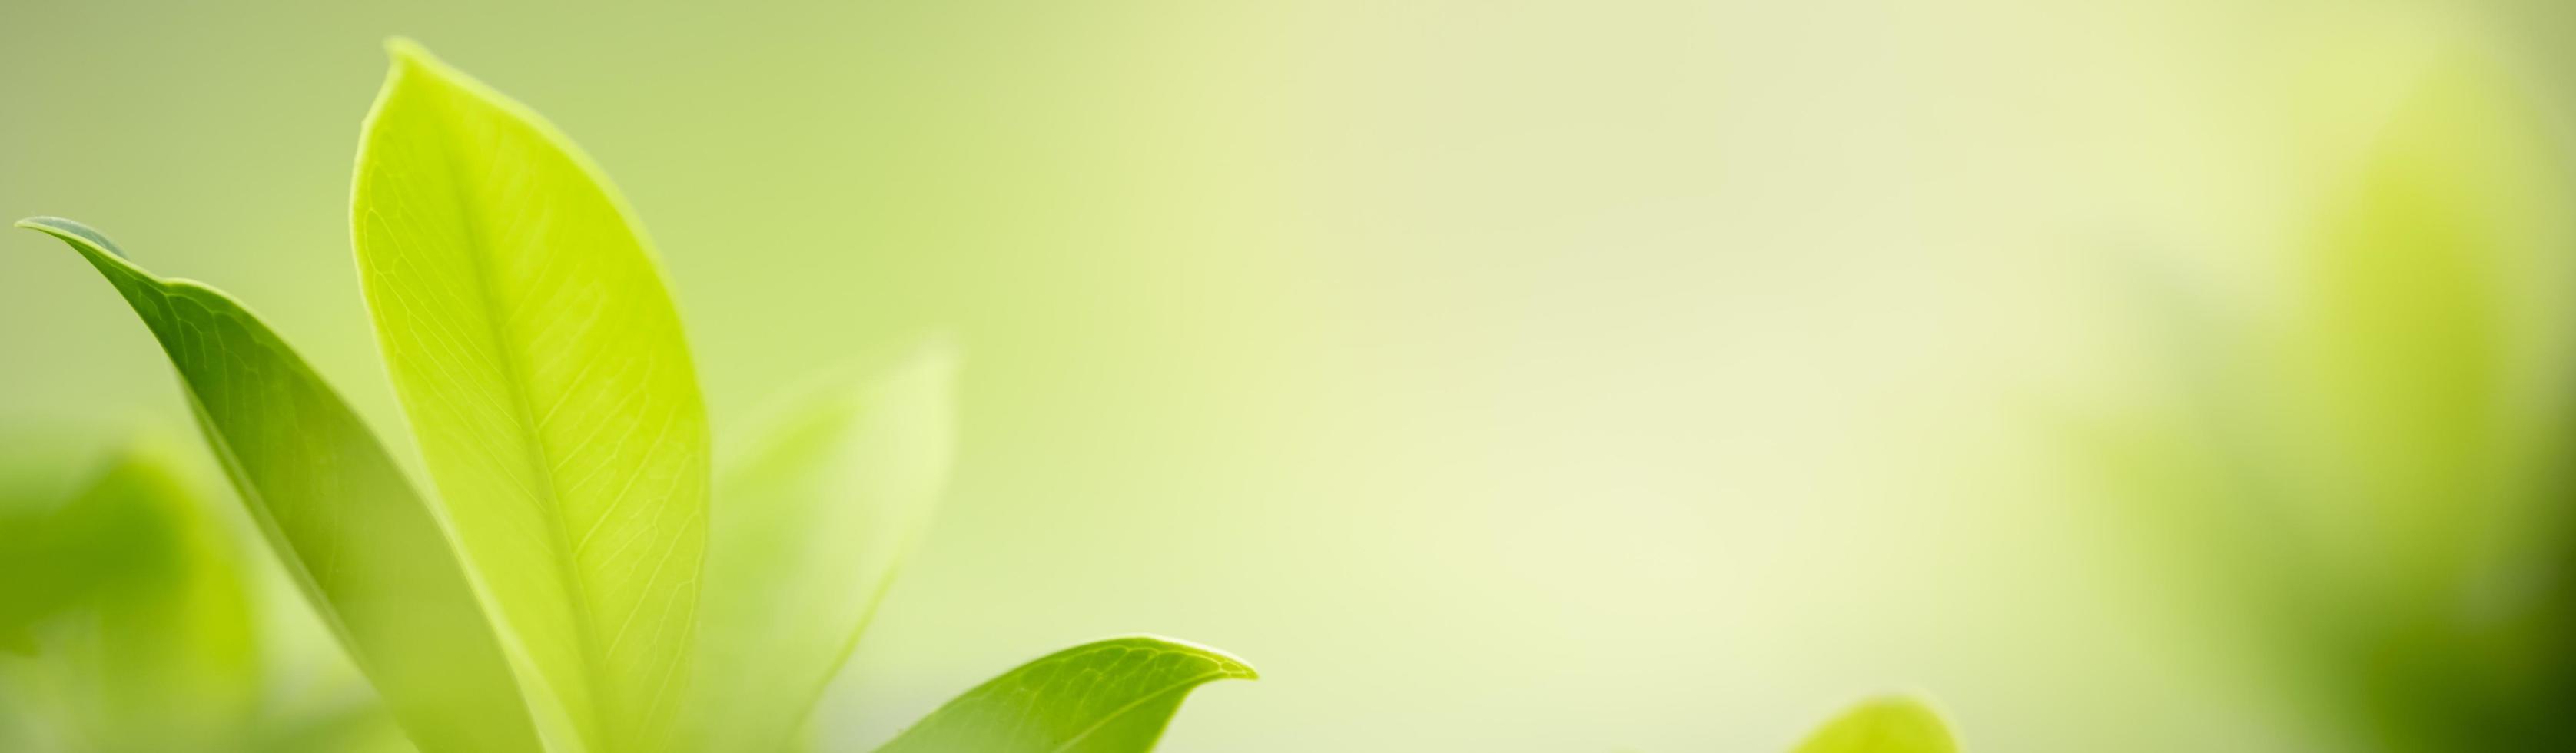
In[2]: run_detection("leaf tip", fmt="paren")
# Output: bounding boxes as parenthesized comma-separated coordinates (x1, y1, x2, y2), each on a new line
(15, 215, 75, 234)
(382, 36, 434, 68)
(14, 216, 128, 259)
(898, 333, 964, 388)
(377, 37, 463, 93)
(1114, 633, 1260, 682)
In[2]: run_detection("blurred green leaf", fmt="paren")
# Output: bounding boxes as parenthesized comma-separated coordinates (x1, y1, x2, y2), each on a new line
(352, 39, 713, 753)
(2289, 60, 2554, 594)
(2282, 55, 2576, 752)
(2092, 50, 2576, 753)
(682, 343, 958, 752)
(15, 217, 543, 753)
(1788, 697, 1957, 753)
(82, 449, 259, 752)
(0, 443, 257, 752)
(0, 449, 176, 649)
(872, 636, 1256, 753)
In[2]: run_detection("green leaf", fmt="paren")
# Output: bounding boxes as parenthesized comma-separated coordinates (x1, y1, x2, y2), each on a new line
(0, 442, 178, 646)
(2275, 55, 2576, 751)
(0, 440, 257, 752)
(14, 217, 543, 753)
(682, 343, 959, 752)
(1789, 696, 1957, 753)
(67, 445, 261, 752)
(351, 39, 712, 752)
(872, 636, 1256, 753)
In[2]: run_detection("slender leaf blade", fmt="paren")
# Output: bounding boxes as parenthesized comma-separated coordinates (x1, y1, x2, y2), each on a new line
(351, 40, 712, 752)
(15, 217, 543, 753)
(683, 343, 958, 752)
(1790, 696, 1957, 753)
(873, 636, 1256, 753)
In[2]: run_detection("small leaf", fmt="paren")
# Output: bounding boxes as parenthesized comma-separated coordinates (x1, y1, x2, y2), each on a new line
(682, 343, 959, 752)
(352, 39, 712, 752)
(15, 217, 543, 753)
(1790, 696, 1957, 753)
(873, 636, 1256, 753)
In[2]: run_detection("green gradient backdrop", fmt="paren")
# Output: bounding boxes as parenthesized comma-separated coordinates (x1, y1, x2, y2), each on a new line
(2, 1, 2566, 751)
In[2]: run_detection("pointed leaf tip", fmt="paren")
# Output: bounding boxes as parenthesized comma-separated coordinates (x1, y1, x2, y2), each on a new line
(1123, 633, 1259, 680)
(35, 219, 542, 752)
(382, 36, 433, 66)
(16, 216, 129, 259)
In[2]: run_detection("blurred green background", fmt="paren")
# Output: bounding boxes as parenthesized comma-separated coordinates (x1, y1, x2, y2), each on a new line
(3, 0, 2571, 751)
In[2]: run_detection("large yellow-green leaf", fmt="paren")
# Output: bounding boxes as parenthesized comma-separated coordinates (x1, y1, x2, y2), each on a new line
(351, 39, 712, 753)
(873, 636, 1256, 753)
(15, 217, 543, 753)
(1788, 697, 1957, 753)
(681, 344, 958, 753)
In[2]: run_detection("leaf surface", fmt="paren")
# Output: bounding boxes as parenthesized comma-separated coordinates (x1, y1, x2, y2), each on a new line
(352, 40, 712, 751)
(873, 636, 1256, 753)
(15, 217, 543, 753)
(682, 344, 958, 752)
(1790, 696, 1957, 753)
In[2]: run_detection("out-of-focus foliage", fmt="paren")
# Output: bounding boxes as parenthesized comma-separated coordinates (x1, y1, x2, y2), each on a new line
(0, 434, 407, 753)
(0, 438, 256, 751)
(2090, 49, 2576, 752)
(685, 343, 958, 753)
(1789, 697, 1956, 753)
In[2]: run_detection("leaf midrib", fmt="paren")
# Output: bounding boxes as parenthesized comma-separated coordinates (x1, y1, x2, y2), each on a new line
(408, 66, 618, 744)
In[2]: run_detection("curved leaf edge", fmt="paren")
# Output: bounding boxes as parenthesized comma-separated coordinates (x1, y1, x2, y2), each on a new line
(14, 215, 549, 753)
(356, 36, 689, 297)
(347, 38, 713, 753)
(876, 634, 1256, 753)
